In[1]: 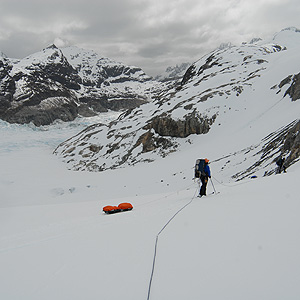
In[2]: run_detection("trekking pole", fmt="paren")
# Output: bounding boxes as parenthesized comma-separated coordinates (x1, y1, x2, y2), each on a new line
(210, 177, 217, 194)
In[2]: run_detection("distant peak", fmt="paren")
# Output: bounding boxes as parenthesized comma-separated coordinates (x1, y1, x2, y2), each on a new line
(249, 37, 262, 44)
(272, 27, 300, 46)
(0, 51, 8, 58)
(218, 42, 233, 50)
(281, 26, 300, 33)
(45, 44, 58, 50)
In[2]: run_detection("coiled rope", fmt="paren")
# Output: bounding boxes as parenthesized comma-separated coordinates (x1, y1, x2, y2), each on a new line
(146, 186, 199, 300)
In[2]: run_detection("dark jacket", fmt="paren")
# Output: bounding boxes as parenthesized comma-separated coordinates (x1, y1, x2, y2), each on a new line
(204, 164, 211, 178)
(276, 157, 285, 168)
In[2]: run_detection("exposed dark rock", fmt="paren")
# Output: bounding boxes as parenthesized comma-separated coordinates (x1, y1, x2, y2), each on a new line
(40, 59, 81, 90)
(89, 144, 101, 153)
(134, 130, 175, 153)
(144, 113, 217, 138)
(4, 98, 79, 126)
(232, 120, 300, 180)
(78, 96, 147, 113)
(0, 59, 15, 101)
(0, 96, 11, 115)
(78, 104, 98, 117)
(180, 54, 221, 87)
(196, 54, 220, 76)
(283, 120, 300, 165)
(181, 65, 196, 85)
(107, 98, 147, 111)
(78, 96, 109, 113)
(279, 75, 292, 88)
(284, 73, 300, 101)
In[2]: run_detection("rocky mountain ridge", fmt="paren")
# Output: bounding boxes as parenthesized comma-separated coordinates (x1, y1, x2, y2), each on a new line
(154, 62, 191, 82)
(0, 45, 163, 126)
(54, 27, 300, 180)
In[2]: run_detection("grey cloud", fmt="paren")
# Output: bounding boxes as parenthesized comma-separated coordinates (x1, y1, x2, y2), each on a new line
(0, 0, 300, 76)
(138, 42, 172, 58)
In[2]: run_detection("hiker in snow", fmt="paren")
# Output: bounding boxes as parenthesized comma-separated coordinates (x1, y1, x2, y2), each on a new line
(276, 156, 287, 174)
(199, 158, 211, 197)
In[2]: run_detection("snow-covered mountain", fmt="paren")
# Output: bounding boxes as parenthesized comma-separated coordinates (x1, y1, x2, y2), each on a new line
(54, 27, 300, 180)
(0, 45, 162, 126)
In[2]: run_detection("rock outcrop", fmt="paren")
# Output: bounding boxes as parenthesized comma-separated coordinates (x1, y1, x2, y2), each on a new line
(144, 113, 216, 138)
(230, 120, 300, 180)
(283, 73, 300, 102)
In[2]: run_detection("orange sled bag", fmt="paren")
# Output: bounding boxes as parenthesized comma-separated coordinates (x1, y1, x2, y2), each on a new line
(103, 205, 121, 214)
(103, 203, 133, 214)
(118, 203, 133, 211)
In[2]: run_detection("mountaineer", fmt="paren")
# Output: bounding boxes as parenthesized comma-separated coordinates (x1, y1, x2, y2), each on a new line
(195, 158, 211, 197)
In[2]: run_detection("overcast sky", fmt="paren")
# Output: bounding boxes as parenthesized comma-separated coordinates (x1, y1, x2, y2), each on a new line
(0, 0, 300, 76)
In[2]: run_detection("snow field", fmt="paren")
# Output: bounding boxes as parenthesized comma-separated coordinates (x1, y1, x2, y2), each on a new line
(1, 121, 299, 300)
(151, 171, 300, 299)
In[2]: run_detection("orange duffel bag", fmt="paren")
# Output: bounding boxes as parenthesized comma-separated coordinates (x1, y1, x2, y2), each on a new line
(118, 203, 133, 211)
(103, 203, 133, 214)
(103, 205, 121, 214)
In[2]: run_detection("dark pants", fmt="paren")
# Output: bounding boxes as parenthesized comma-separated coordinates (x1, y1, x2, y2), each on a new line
(200, 175, 208, 196)
(276, 164, 287, 174)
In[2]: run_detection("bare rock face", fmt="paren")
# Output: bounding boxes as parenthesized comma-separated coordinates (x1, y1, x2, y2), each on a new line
(132, 113, 217, 155)
(283, 120, 300, 165)
(283, 73, 300, 102)
(231, 120, 300, 180)
(0, 59, 15, 114)
(260, 120, 300, 171)
(4, 98, 80, 126)
(144, 113, 216, 138)
(134, 130, 175, 154)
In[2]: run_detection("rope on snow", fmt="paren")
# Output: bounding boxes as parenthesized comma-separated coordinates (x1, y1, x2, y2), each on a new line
(146, 186, 198, 300)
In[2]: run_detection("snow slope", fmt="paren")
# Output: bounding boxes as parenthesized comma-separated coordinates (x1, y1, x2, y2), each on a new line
(1, 114, 300, 300)
(54, 27, 300, 179)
